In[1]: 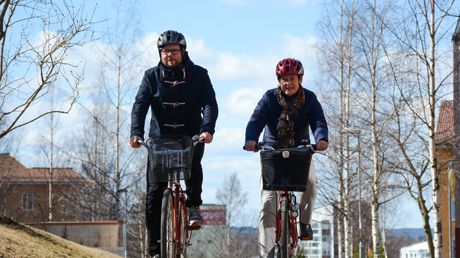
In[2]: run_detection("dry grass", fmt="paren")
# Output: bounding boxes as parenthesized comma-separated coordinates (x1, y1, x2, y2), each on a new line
(0, 215, 121, 258)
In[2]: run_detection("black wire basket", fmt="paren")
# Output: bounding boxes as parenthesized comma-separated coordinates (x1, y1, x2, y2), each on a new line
(146, 135, 193, 182)
(260, 148, 312, 192)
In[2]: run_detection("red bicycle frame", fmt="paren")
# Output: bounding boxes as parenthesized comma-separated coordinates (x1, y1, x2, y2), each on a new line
(170, 181, 191, 253)
(275, 190, 299, 257)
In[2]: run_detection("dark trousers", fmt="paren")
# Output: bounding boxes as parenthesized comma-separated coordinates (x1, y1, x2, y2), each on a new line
(145, 143, 204, 248)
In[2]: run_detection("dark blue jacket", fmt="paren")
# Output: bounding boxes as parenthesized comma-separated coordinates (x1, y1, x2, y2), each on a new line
(245, 87, 328, 147)
(131, 53, 218, 138)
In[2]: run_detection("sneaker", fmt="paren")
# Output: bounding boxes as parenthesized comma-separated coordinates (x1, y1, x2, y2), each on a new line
(149, 242, 160, 257)
(188, 207, 203, 229)
(299, 222, 313, 240)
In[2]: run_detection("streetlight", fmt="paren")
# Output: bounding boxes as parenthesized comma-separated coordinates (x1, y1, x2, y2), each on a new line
(342, 128, 363, 258)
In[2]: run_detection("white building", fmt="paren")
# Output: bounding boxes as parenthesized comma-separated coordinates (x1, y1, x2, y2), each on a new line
(400, 242, 430, 258)
(298, 205, 334, 257)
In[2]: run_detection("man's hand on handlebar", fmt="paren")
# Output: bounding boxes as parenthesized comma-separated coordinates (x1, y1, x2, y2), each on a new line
(199, 132, 213, 144)
(244, 140, 258, 152)
(129, 135, 143, 148)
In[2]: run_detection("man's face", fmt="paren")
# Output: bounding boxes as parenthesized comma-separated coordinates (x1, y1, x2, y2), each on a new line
(160, 44, 183, 68)
(279, 74, 302, 96)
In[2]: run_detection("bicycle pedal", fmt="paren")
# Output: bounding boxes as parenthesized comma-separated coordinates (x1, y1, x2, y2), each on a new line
(187, 225, 201, 230)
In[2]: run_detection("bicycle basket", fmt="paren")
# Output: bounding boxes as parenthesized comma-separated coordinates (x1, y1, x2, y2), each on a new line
(260, 148, 312, 192)
(146, 135, 193, 182)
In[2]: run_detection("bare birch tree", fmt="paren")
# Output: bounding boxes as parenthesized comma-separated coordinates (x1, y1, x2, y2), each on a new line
(379, 1, 458, 256)
(0, 0, 94, 139)
(60, 0, 148, 255)
(351, 1, 397, 256)
(317, 0, 358, 256)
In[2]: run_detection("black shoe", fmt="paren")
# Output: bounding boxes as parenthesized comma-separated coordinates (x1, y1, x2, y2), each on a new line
(149, 242, 160, 257)
(299, 222, 313, 240)
(188, 206, 203, 229)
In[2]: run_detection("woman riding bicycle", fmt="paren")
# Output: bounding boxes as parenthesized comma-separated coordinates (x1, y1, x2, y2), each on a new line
(244, 58, 328, 258)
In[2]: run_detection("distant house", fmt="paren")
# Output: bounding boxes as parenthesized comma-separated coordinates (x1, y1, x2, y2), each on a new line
(400, 242, 430, 258)
(0, 153, 85, 223)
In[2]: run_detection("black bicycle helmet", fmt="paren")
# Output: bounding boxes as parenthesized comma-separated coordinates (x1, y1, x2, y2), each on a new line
(157, 30, 187, 50)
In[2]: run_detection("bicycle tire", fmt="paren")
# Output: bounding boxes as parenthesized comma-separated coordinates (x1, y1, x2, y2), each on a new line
(161, 189, 177, 258)
(280, 195, 289, 258)
(179, 201, 188, 258)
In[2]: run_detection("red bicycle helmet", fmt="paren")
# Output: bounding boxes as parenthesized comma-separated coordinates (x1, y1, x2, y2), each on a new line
(276, 58, 304, 78)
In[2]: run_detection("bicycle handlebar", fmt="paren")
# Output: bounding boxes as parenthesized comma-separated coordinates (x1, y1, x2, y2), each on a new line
(243, 142, 317, 154)
(138, 135, 202, 153)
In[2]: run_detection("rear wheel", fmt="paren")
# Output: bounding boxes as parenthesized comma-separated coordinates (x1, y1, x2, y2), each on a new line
(280, 195, 290, 258)
(161, 189, 177, 258)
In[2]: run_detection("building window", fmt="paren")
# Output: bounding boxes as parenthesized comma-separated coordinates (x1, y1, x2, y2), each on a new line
(22, 192, 34, 212)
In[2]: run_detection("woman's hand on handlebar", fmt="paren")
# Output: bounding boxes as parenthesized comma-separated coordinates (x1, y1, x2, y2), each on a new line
(315, 140, 328, 151)
(244, 140, 258, 152)
(129, 135, 143, 148)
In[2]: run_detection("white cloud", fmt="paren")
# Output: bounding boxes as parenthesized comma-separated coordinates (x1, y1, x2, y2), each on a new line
(209, 127, 246, 150)
(224, 87, 266, 117)
(210, 52, 274, 81)
(280, 34, 318, 63)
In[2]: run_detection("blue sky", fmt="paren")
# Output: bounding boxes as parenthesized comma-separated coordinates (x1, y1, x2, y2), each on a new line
(8, 0, 427, 228)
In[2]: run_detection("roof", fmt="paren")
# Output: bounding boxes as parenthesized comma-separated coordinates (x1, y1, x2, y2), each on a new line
(0, 153, 84, 184)
(435, 100, 454, 145)
(400, 241, 428, 252)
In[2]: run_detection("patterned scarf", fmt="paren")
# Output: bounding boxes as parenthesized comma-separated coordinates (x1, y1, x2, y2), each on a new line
(276, 87, 305, 148)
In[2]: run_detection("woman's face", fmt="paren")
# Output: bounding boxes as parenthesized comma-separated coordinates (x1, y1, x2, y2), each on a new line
(160, 44, 183, 68)
(279, 74, 302, 96)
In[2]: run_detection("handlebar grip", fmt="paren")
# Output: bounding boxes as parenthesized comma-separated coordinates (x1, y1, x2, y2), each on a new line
(243, 142, 262, 151)
(192, 134, 202, 146)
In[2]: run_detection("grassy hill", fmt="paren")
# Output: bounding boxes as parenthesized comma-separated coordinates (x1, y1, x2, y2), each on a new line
(0, 215, 120, 258)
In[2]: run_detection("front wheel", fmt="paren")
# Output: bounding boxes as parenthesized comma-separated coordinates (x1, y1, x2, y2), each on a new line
(179, 201, 189, 258)
(161, 189, 178, 258)
(280, 195, 290, 258)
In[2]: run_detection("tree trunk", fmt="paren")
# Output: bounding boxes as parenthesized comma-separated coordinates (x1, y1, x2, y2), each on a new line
(428, 1, 442, 256)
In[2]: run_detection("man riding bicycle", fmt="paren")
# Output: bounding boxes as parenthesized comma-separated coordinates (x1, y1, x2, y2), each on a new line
(129, 30, 218, 258)
(244, 58, 328, 257)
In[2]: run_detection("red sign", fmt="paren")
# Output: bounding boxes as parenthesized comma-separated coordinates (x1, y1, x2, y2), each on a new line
(200, 209, 226, 225)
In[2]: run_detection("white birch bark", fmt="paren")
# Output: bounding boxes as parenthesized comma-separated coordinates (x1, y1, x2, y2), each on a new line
(428, 2, 442, 256)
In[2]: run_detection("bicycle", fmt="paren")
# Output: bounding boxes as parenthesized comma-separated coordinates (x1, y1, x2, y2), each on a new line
(256, 142, 316, 258)
(139, 135, 201, 258)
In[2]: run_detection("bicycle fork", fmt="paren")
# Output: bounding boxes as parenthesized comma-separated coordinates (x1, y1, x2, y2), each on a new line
(276, 192, 300, 256)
